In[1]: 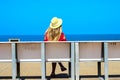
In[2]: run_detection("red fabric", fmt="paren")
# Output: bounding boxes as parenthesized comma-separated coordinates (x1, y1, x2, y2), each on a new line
(44, 32, 66, 41)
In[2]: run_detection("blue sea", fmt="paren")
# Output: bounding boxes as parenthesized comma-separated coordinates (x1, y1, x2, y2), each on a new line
(0, 34, 120, 42)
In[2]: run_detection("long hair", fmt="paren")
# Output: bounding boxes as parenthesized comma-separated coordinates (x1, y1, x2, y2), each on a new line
(46, 26, 62, 41)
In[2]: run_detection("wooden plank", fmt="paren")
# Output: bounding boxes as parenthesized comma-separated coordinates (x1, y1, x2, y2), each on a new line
(108, 42, 120, 59)
(0, 43, 12, 61)
(17, 43, 41, 61)
(45, 42, 70, 60)
(79, 42, 101, 60)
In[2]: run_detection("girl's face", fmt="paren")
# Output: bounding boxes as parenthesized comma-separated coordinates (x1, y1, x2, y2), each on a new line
(52, 27, 60, 34)
(52, 25, 62, 34)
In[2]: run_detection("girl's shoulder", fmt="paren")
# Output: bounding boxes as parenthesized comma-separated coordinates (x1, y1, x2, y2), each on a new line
(59, 32, 66, 41)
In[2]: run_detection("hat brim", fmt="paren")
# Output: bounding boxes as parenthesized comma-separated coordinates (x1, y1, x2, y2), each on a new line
(50, 19, 62, 29)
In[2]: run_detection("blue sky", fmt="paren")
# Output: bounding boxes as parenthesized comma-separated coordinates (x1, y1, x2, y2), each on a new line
(0, 0, 120, 35)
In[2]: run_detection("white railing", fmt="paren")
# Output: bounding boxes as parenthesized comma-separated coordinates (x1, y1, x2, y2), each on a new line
(0, 41, 120, 80)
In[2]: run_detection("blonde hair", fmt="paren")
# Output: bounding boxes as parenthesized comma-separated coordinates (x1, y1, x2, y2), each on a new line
(46, 26, 62, 41)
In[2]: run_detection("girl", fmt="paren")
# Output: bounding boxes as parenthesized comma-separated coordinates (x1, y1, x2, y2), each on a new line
(44, 17, 67, 76)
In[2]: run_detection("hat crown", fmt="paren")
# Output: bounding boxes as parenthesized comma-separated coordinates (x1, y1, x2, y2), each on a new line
(51, 17, 59, 27)
(50, 17, 62, 29)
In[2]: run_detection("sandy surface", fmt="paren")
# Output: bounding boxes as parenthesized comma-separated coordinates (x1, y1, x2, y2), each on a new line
(0, 61, 120, 80)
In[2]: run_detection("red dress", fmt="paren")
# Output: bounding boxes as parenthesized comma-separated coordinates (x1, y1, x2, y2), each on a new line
(44, 32, 66, 41)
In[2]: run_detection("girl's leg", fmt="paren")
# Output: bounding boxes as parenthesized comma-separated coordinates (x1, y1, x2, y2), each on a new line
(50, 62, 56, 76)
(58, 62, 67, 71)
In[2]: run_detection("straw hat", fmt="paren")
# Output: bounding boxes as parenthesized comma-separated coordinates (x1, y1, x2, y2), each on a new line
(50, 17, 62, 29)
